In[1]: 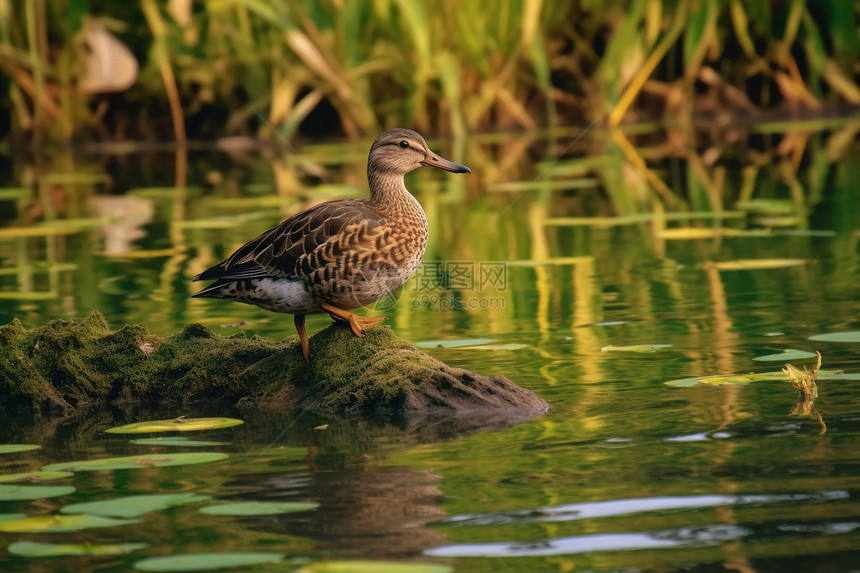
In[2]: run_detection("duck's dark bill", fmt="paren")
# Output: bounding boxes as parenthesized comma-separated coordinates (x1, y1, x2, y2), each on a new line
(421, 154, 471, 173)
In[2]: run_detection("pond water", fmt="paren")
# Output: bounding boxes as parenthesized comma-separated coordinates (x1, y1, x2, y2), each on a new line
(1, 123, 860, 572)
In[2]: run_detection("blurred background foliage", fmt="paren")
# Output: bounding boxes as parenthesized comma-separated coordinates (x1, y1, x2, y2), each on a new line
(2, 0, 859, 144)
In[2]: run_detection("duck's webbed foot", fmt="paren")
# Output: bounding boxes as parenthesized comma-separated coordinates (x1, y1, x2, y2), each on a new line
(317, 301, 387, 337)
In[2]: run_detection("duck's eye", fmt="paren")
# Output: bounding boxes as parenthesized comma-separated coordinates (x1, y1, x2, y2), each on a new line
(399, 140, 410, 149)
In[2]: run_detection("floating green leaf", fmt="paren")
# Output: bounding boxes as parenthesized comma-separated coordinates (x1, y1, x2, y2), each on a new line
(297, 561, 452, 573)
(666, 369, 860, 387)
(42, 452, 228, 472)
(106, 418, 244, 434)
(809, 331, 860, 343)
(753, 349, 819, 362)
(0, 484, 75, 501)
(666, 372, 790, 387)
(0, 514, 26, 521)
(8, 541, 148, 558)
(62, 493, 212, 518)
(130, 437, 229, 447)
(458, 343, 529, 351)
(602, 344, 672, 353)
(198, 501, 319, 516)
(0, 444, 40, 454)
(0, 514, 140, 533)
(414, 338, 493, 349)
(133, 552, 285, 572)
(0, 471, 73, 483)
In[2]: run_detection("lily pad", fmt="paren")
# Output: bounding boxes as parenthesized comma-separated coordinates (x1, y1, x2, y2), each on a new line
(0, 471, 73, 483)
(297, 562, 452, 573)
(62, 493, 212, 518)
(601, 344, 672, 353)
(459, 343, 529, 351)
(0, 444, 40, 454)
(0, 484, 75, 501)
(106, 418, 244, 434)
(0, 514, 140, 532)
(8, 541, 148, 558)
(198, 501, 319, 516)
(414, 338, 493, 349)
(666, 369, 860, 387)
(130, 437, 229, 447)
(42, 452, 228, 472)
(809, 331, 860, 343)
(753, 349, 819, 362)
(133, 552, 285, 572)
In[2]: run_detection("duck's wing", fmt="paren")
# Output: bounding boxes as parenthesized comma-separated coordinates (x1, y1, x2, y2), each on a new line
(193, 200, 385, 282)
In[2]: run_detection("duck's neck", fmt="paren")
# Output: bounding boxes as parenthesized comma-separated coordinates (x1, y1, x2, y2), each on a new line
(366, 169, 423, 218)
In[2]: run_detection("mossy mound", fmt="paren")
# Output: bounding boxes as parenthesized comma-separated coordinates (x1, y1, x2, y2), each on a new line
(0, 311, 547, 417)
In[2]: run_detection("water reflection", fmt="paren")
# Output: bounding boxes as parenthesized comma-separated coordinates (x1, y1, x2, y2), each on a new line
(230, 468, 449, 556)
(2, 125, 860, 570)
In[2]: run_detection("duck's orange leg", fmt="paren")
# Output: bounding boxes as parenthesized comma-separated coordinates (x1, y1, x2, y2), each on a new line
(317, 301, 387, 337)
(294, 314, 310, 363)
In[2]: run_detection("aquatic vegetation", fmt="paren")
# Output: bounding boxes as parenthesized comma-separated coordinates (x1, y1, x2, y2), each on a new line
(105, 417, 244, 434)
(414, 338, 495, 349)
(783, 351, 821, 401)
(198, 501, 320, 516)
(41, 452, 229, 472)
(4, 1, 859, 141)
(0, 514, 140, 533)
(753, 349, 819, 362)
(297, 562, 452, 573)
(601, 344, 672, 353)
(0, 471, 73, 483)
(61, 493, 213, 518)
(133, 552, 286, 572)
(665, 369, 860, 387)
(0, 444, 40, 454)
(8, 541, 148, 558)
(809, 331, 860, 343)
(130, 438, 230, 447)
(0, 484, 75, 501)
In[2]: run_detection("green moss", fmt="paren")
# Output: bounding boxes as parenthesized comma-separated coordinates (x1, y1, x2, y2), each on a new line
(0, 312, 547, 417)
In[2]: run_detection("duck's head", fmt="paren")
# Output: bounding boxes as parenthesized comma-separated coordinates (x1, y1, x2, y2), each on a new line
(368, 128, 471, 176)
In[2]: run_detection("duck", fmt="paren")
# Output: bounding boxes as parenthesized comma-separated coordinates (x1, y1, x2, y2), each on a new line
(192, 128, 471, 362)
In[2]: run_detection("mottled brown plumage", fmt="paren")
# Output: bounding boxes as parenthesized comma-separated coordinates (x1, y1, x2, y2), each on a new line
(192, 129, 470, 361)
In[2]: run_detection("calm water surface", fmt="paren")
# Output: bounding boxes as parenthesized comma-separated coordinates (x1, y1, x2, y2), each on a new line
(1, 127, 860, 572)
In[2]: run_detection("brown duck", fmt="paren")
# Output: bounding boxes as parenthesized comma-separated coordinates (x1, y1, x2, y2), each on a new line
(192, 129, 470, 361)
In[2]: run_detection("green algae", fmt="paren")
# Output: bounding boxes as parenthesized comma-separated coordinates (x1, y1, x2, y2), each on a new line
(0, 311, 547, 417)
